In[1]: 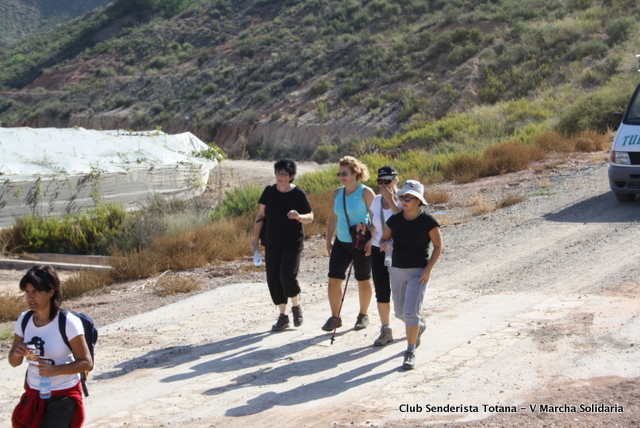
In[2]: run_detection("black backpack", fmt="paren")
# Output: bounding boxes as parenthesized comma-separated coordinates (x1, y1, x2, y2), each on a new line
(21, 309, 98, 397)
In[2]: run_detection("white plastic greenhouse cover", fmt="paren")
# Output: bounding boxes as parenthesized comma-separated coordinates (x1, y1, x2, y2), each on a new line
(0, 127, 218, 227)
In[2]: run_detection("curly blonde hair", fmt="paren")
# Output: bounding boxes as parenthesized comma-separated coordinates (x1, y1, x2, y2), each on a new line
(338, 156, 370, 181)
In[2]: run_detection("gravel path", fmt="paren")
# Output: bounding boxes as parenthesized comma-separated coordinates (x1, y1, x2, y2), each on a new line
(0, 158, 638, 427)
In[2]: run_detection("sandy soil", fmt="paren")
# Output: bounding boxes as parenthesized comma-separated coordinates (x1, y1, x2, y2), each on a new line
(0, 154, 639, 427)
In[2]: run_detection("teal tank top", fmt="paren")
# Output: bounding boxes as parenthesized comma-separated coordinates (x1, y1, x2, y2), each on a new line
(334, 184, 370, 243)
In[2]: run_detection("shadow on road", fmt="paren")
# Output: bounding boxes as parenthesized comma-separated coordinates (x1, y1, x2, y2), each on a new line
(221, 346, 400, 416)
(96, 328, 351, 381)
(95, 331, 273, 380)
(544, 192, 640, 224)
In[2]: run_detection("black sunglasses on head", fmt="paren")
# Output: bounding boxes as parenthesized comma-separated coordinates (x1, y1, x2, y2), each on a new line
(29, 267, 48, 278)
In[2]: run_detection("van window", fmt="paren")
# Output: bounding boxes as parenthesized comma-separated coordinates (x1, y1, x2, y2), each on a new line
(626, 94, 640, 124)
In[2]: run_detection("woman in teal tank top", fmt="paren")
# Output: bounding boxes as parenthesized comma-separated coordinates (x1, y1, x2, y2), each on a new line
(322, 156, 376, 333)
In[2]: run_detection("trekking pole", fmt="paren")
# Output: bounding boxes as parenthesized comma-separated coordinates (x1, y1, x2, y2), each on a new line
(330, 231, 362, 345)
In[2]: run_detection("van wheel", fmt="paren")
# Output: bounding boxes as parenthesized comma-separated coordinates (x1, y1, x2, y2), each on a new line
(614, 192, 636, 202)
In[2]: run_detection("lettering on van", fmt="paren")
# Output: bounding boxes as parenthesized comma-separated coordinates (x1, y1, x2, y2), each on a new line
(622, 134, 640, 146)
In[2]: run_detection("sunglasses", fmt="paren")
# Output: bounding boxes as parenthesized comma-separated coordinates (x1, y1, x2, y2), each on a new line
(399, 195, 417, 202)
(377, 179, 392, 185)
(336, 171, 351, 177)
(275, 172, 290, 177)
(29, 267, 48, 278)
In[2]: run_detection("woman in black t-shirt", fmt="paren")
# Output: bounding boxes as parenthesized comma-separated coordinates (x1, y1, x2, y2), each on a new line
(251, 159, 314, 332)
(379, 180, 443, 370)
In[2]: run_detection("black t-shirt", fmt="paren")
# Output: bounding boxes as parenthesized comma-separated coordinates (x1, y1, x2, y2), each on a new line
(258, 184, 313, 249)
(386, 210, 440, 268)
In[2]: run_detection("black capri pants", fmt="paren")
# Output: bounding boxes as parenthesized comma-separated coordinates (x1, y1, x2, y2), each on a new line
(370, 245, 391, 303)
(265, 245, 303, 305)
(328, 238, 371, 281)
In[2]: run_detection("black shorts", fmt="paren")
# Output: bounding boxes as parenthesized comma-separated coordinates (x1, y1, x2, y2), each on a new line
(328, 238, 371, 281)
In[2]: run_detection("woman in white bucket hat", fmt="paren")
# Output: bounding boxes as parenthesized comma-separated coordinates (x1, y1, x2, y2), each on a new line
(379, 180, 443, 370)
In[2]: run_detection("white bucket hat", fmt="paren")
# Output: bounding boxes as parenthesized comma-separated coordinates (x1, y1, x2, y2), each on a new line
(397, 180, 427, 205)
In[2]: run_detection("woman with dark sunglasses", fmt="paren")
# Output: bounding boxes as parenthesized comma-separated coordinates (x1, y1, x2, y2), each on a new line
(323, 156, 376, 332)
(9, 265, 92, 428)
(369, 166, 402, 347)
(379, 180, 444, 370)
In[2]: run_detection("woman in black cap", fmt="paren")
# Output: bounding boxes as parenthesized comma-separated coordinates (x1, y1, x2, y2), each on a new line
(369, 166, 401, 346)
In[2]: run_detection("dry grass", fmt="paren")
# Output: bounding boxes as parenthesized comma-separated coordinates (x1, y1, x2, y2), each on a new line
(533, 130, 574, 153)
(425, 188, 451, 204)
(63, 269, 113, 300)
(533, 129, 610, 154)
(155, 274, 201, 297)
(443, 131, 609, 185)
(0, 293, 27, 322)
(497, 192, 527, 209)
(442, 154, 485, 183)
(469, 196, 495, 216)
(483, 141, 545, 175)
(570, 130, 611, 152)
(306, 191, 335, 238)
(538, 178, 552, 188)
(433, 213, 455, 226)
(109, 248, 159, 282)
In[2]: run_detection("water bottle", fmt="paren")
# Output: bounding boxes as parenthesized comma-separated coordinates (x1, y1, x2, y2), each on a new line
(253, 248, 262, 266)
(39, 374, 51, 399)
(384, 240, 393, 267)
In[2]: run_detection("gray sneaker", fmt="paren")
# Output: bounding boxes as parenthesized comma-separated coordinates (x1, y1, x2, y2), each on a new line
(402, 351, 416, 370)
(322, 316, 342, 331)
(416, 323, 426, 348)
(373, 326, 393, 346)
(354, 313, 369, 330)
(272, 314, 290, 331)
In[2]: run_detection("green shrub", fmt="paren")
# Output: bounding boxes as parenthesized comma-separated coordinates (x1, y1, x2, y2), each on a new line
(282, 73, 301, 87)
(556, 76, 637, 135)
(297, 167, 340, 194)
(310, 79, 331, 96)
(209, 185, 263, 221)
(151, 103, 164, 115)
(147, 55, 175, 70)
(568, 39, 608, 61)
(202, 83, 218, 95)
(96, 67, 117, 78)
(310, 144, 339, 164)
(9, 203, 127, 255)
(606, 17, 636, 46)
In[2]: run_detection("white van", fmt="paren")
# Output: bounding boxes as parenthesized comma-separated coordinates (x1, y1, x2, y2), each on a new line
(609, 82, 640, 202)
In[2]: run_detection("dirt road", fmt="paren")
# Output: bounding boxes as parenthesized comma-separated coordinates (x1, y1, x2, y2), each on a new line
(0, 160, 638, 427)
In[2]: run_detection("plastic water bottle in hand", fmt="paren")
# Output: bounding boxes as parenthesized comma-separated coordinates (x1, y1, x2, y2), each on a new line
(39, 373, 51, 399)
(253, 248, 262, 266)
(384, 240, 393, 267)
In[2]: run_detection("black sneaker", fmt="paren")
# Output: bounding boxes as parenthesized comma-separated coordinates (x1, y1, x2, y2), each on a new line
(322, 316, 342, 331)
(402, 351, 416, 370)
(354, 313, 369, 330)
(416, 323, 426, 348)
(292, 305, 303, 327)
(272, 314, 290, 331)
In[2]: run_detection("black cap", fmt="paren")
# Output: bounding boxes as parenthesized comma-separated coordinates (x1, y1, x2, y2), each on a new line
(377, 165, 397, 179)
